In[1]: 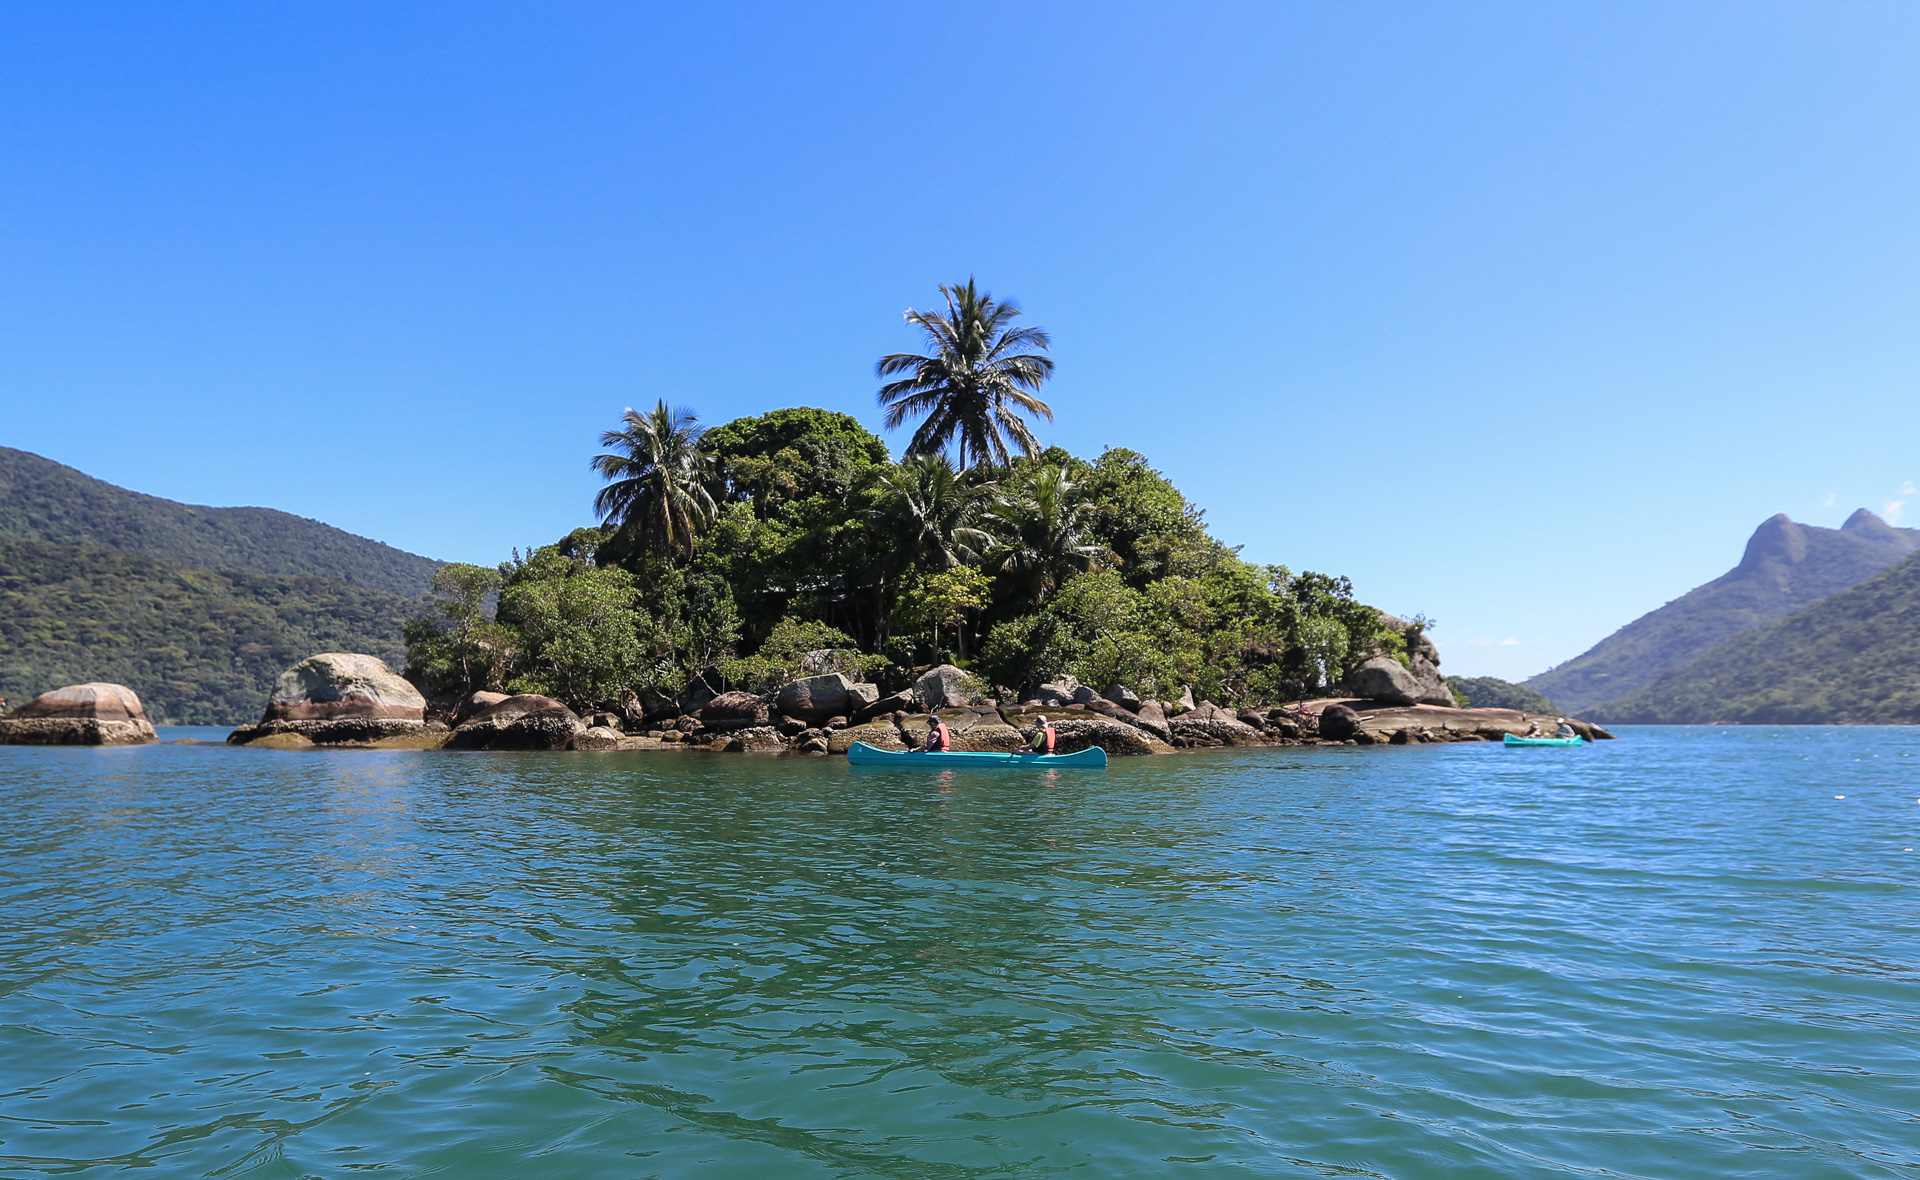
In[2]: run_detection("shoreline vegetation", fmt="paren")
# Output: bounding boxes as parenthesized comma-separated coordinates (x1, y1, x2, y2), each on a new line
(3, 280, 1611, 751)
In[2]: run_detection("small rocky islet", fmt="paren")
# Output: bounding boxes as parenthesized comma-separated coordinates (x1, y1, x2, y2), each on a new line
(198, 646, 1610, 755)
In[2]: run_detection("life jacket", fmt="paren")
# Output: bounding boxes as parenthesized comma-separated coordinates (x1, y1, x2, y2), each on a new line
(932, 721, 951, 751)
(1043, 725, 1055, 755)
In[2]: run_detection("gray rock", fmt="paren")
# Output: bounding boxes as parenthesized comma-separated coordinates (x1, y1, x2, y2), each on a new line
(1409, 657, 1456, 706)
(706, 691, 772, 725)
(1102, 683, 1141, 710)
(1070, 685, 1100, 706)
(1318, 703, 1363, 741)
(573, 726, 621, 751)
(1348, 657, 1421, 706)
(262, 654, 426, 722)
(1175, 685, 1196, 712)
(913, 664, 982, 709)
(457, 690, 511, 722)
(448, 695, 584, 750)
(775, 673, 858, 725)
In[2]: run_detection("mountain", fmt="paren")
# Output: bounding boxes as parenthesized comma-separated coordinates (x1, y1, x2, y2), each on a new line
(0, 535, 414, 725)
(1591, 550, 1920, 724)
(1527, 510, 1920, 713)
(0, 446, 441, 597)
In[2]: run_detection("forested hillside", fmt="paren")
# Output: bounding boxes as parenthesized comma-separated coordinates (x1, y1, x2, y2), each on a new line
(0, 446, 441, 597)
(0, 536, 413, 724)
(1528, 510, 1918, 712)
(1591, 550, 1920, 724)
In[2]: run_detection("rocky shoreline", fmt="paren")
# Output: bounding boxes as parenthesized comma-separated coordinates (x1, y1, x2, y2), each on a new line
(7, 647, 1613, 755)
(203, 653, 1613, 755)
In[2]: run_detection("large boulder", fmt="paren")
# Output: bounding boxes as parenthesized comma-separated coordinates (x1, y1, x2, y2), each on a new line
(456, 691, 511, 723)
(705, 691, 771, 728)
(775, 674, 861, 725)
(1102, 683, 1141, 710)
(572, 725, 621, 751)
(1318, 703, 1362, 741)
(1131, 700, 1174, 742)
(0, 682, 157, 746)
(1348, 657, 1421, 706)
(1029, 673, 1081, 706)
(913, 664, 982, 710)
(11, 682, 149, 722)
(263, 654, 426, 722)
(1079, 697, 1172, 743)
(447, 694, 584, 750)
(1407, 656, 1455, 706)
(855, 689, 916, 720)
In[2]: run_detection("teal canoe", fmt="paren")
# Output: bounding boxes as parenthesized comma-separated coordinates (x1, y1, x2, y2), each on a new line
(846, 741, 1108, 768)
(1503, 734, 1584, 747)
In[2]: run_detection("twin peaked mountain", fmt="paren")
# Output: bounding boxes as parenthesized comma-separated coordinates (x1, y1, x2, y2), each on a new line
(1529, 509, 1920, 723)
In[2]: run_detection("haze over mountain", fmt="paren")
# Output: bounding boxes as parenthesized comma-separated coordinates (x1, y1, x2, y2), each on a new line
(0, 449, 437, 723)
(1592, 549, 1920, 725)
(0, 447, 441, 598)
(1527, 510, 1919, 713)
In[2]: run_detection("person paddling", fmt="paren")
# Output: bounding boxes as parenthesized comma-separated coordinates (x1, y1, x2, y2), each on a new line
(1555, 718, 1576, 739)
(922, 716, 952, 753)
(1029, 714, 1056, 755)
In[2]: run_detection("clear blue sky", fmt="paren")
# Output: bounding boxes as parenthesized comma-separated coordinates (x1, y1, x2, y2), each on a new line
(4, 2, 1916, 680)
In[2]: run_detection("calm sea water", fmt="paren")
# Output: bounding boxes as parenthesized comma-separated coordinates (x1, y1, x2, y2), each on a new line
(2, 727, 1917, 1178)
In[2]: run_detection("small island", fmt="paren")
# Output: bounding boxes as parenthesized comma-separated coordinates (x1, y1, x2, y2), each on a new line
(5, 281, 1607, 751)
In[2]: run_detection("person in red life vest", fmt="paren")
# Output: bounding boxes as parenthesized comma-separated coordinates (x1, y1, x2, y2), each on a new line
(922, 716, 952, 752)
(1028, 715, 1056, 755)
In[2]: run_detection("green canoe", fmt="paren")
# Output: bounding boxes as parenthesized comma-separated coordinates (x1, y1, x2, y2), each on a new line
(846, 741, 1108, 768)
(1503, 734, 1584, 747)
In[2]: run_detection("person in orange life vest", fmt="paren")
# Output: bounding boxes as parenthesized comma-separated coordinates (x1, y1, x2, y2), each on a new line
(1028, 715, 1056, 754)
(922, 716, 952, 752)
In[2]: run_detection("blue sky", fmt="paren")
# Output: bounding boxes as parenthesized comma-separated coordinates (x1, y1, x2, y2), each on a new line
(3, 2, 1916, 680)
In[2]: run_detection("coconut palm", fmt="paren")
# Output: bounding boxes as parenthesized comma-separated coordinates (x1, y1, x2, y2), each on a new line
(986, 466, 1113, 605)
(591, 401, 716, 561)
(870, 454, 996, 572)
(876, 278, 1054, 470)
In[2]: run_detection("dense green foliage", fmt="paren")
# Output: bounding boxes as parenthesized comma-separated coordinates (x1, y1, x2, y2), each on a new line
(1592, 551, 1920, 724)
(0, 445, 442, 597)
(1449, 676, 1560, 714)
(0, 535, 412, 724)
(407, 406, 1399, 712)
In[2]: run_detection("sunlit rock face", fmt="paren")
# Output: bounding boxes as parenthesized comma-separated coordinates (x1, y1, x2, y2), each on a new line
(262, 653, 426, 722)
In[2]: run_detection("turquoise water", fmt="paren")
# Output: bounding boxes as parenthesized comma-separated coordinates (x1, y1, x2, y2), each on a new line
(3, 728, 1917, 1178)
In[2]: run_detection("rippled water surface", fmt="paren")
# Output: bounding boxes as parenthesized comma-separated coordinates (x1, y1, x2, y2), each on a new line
(3, 727, 1918, 1178)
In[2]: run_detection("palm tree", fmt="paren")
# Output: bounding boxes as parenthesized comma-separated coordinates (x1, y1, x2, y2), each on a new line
(876, 278, 1054, 470)
(870, 454, 996, 572)
(986, 466, 1113, 605)
(591, 401, 717, 562)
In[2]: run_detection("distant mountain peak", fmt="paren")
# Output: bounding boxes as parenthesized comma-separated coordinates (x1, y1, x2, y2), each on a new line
(1529, 509, 1920, 712)
(1738, 514, 1807, 569)
(1840, 507, 1906, 544)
